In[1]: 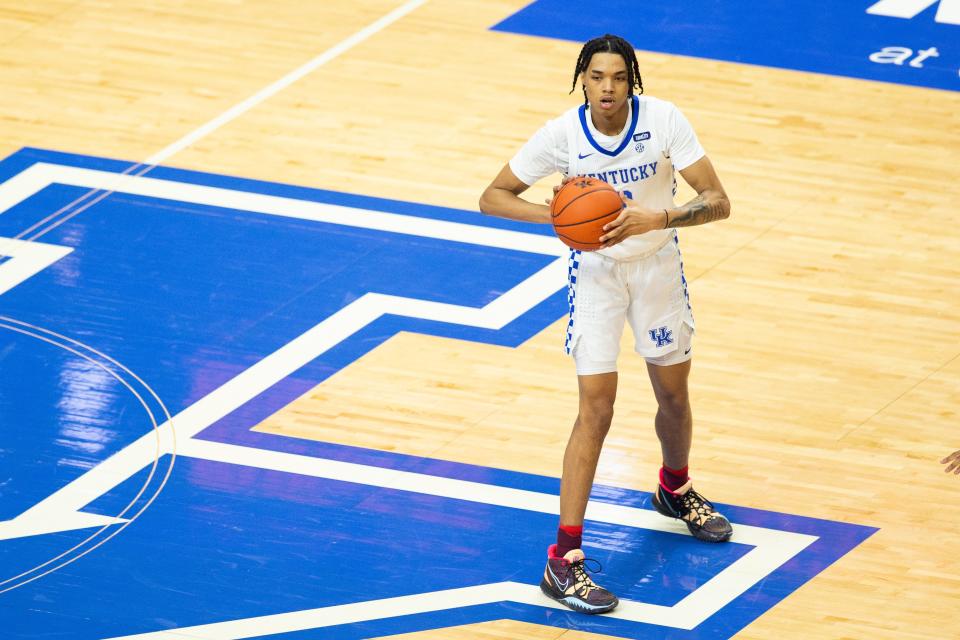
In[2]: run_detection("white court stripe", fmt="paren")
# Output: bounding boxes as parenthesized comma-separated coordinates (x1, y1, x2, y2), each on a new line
(3, 275, 565, 526)
(20, 0, 429, 242)
(16, 162, 153, 241)
(0, 155, 817, 631)
(0, 167, 59, 217)
(0, 162, 565, 536)
(16, 163, 563, 256)
(172, 438, 815, 630)
(0, 237, 73, 296)
(145, 0, 429, 166)
(101, 583, 574, 640)
(177, 438, 808, 547)
(104, 430, 817, 635)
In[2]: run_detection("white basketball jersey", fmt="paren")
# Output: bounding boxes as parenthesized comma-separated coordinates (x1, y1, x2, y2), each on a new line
(510, 95, 705, 261)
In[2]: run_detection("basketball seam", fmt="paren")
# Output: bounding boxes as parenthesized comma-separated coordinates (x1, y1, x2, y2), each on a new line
(553, 187, 618, 218)
(555, 232, 602, 247)
(552, 206, 622, 228)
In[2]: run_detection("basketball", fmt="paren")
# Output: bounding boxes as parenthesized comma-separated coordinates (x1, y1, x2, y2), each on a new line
(550, 177, 623, 251)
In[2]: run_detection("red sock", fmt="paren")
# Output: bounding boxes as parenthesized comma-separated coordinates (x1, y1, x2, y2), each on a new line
(556, 524, 583, 557)
(660, 464, 689, 492)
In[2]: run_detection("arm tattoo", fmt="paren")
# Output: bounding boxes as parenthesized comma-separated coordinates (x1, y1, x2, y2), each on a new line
(669, 193, 729, 227)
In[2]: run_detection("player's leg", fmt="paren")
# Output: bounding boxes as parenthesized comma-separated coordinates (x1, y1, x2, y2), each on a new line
(646, 351, 732, 542)
(646, 355, 692, 470)
(560, 372, 617, 529)
(540, 371, 620, 614)
(541, 252, 622, 614)
(627, 240, 731, 542)
(558, 249, 625, 539)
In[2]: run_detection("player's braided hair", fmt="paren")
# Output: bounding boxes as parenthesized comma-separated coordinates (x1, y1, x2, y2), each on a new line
(570, 34, 643, 106)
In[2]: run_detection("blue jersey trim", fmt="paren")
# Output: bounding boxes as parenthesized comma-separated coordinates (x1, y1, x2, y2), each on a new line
(577, 95, 639, 158)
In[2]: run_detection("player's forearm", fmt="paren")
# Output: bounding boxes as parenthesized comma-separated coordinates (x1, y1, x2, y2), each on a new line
(666, 190, 730, 228)
(478, 187, 551, 224)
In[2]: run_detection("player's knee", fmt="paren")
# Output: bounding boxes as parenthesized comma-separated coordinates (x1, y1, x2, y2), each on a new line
(577, 402, 614, 436)
(656, 390, 690, 420)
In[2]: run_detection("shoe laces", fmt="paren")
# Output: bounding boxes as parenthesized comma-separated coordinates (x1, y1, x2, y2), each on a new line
(566, 557, 605, 596)
(678, 488, 718, 522)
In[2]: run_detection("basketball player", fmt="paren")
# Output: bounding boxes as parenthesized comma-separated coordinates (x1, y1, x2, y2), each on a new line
(943, 450, 960, 475)
(479, 34, 733, 614)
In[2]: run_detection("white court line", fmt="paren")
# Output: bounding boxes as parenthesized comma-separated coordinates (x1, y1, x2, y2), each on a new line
(0, 319, 176, 594)
(0, 286, 565, 539)
(169, 438, 815, 632)
(0, 236, 73, 296)
(0, 0, 822, 624)
(4, 163, 563, 257)
(0, 162, 566, 541)
(102, 583, 558, 640)
(99, 436, 815, 639)
(0, 161, 817, 632)
(146, 0, 430, 165)
(23, 0, 429, 242)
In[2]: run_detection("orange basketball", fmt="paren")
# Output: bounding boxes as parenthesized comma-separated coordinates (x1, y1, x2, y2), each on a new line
(550, 177, 623, 251)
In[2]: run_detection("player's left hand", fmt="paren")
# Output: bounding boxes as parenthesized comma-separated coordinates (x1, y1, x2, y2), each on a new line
(545, 175, 577, 206)
(599, 192, 668, 248)
(942, 450, 960, 475)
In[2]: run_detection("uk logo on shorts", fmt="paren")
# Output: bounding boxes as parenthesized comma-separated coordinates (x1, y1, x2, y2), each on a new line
(649, 326, 674, 347)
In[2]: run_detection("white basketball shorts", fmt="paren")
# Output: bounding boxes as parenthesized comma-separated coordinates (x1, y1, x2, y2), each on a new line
(563, 234, 695, 375)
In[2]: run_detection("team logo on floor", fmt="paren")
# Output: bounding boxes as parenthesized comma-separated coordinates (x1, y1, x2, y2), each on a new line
(0, 149, 876, 639)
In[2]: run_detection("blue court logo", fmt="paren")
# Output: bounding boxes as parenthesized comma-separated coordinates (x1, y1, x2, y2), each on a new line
(649, 326, 673, 347)
(493, 0, 960, 93)
(0, 149, 879, 640)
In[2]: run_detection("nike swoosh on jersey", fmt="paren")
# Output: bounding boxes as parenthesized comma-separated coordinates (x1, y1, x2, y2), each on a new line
(577, 152, 594, 159)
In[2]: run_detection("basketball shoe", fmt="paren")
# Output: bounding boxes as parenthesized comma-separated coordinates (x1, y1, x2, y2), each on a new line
(539, 544, 619, 614)
(652, 479, 733, 542)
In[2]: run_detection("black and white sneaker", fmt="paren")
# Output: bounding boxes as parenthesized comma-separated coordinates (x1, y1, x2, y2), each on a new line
(652, 479, 733, 542)
(539, 544, 619, 614)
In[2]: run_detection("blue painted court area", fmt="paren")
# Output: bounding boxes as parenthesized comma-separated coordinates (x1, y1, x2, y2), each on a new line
(493, 0, 960, 92)
(0, 148, 562, 526)
(0, 149, 876, 639)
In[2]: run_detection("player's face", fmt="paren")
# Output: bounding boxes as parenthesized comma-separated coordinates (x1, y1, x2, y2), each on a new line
(581, 53, 630, 115)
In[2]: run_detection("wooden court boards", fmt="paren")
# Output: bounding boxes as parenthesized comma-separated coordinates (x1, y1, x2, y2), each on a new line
(0, 2, 958, 639)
